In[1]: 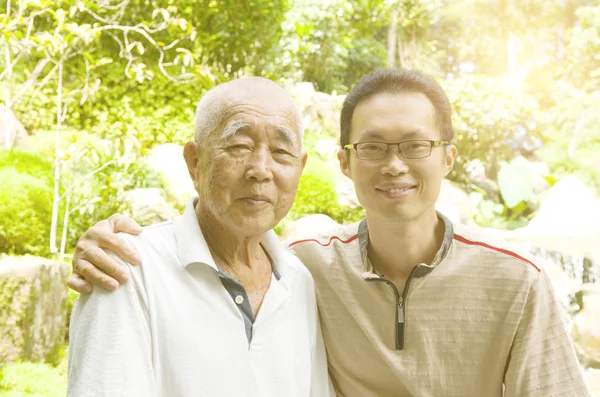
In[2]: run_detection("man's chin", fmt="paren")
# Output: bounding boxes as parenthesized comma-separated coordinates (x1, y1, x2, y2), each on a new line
(231, 216, 277, 236)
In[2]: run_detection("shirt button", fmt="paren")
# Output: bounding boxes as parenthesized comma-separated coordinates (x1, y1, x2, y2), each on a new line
(234, 295, 244, 305)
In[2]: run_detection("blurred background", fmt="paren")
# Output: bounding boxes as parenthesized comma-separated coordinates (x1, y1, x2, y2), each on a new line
(1, 0, 599, 395)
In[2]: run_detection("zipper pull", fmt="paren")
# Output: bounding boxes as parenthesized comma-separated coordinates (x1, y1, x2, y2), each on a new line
(396, 297, 405, 350)
(397, 297, 405, 323)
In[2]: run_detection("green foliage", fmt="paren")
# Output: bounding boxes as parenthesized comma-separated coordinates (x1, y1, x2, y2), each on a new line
(181, 0, 291, 76)
(77, 68, 212, 149)
(560, 5, 600, 91)
(270, 0, 388, 93)
(445, 75, 542, 185)
(275, 158, 364, 234)
(61, 135, 164, 250)
(469, 157, 541, 229)
(497, 157, 537, 209)
(0, 361, 67, 397)
(534, 83, 600, 194)
(0, 152, 54, 256)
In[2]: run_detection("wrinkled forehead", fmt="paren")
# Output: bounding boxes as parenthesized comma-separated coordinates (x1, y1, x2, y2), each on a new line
(215, 95, 302, 148)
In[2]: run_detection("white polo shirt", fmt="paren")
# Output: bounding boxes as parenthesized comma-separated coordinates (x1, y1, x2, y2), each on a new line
(67, 199, 333, 397)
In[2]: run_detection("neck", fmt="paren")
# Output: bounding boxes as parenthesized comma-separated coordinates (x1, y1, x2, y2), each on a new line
(196, 203, 265, 271)
(366, 208, 445, 279)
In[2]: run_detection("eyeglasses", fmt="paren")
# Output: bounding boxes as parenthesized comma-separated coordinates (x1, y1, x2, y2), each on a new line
(343, 140, 450, 161)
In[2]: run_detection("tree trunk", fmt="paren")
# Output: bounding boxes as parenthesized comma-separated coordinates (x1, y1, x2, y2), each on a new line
(3, 36, 14, 150)
(49, 60, 63, 255)
(387, 8, 398, 67)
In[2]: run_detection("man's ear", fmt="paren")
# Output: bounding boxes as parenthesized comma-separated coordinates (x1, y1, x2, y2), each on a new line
(183, 141, 200, 182)
(337, 149, 351, 178)
(443, 144, 457, 177)
(300, 151, 308, 171)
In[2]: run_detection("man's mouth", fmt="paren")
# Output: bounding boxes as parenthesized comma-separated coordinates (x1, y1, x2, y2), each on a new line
(378, 187, 414, 194)
(375, 184, 417, 198)
(241, 195, 271, 204)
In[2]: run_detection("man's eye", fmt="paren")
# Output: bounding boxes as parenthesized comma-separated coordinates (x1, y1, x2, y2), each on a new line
(227, 145, 251, 152)
(273, 148, 292, 156)
(362, 144, 385, 151)
(407, 142, 428, 150)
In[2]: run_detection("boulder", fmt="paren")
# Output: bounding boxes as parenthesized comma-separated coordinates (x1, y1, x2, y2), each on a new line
(286, 82, 345, 141)
(506, 175, 600, 257)
(436, 179, 473, 225)
(0, 256, 69, 365)
(120, 188, 179, 226)
(147, 144, 196, 206)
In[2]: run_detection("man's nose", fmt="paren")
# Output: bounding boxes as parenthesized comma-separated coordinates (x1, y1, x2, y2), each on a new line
(380, 146, 409, 176)
(245, 147, 274, 181)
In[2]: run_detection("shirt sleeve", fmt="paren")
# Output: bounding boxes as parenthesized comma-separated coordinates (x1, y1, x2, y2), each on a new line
(67, 253, 155, 397)
(309, 309, 336, 397)
(503, 269, 590, 397)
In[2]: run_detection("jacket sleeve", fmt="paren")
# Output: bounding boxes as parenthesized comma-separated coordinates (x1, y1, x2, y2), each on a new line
(67, 253, 155, 397)
(503, 269, 590, 397)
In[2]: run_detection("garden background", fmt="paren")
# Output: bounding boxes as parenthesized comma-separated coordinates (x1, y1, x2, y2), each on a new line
(1, 0, 600, 395)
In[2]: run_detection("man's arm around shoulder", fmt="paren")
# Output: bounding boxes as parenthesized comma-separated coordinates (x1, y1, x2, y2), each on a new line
(67, 251, 155, 397)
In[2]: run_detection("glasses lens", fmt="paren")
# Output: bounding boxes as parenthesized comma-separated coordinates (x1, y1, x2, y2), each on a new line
(400, 141, 431, 159)
(356, 143, 388, 160)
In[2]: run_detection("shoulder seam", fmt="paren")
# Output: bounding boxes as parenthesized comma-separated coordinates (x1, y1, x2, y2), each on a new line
(453, 234, 541, 272)
(288, 234, 358, 248)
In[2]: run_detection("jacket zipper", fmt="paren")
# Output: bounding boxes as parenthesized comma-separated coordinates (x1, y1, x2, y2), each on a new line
(366, 265, 420, 350)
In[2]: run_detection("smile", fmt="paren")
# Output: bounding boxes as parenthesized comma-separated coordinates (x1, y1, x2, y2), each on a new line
(380, 187, 413, 193)
(375, 185, 416, 199)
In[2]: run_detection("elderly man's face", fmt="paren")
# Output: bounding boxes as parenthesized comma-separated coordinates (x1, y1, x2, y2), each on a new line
(185, 93, 306, 237)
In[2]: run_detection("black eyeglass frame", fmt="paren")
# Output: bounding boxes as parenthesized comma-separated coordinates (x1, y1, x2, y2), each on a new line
(343, 140, 450, 160)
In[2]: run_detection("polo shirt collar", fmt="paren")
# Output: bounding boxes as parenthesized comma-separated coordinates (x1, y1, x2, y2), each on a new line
(358, 211, 454, 278)
(173, 198, 287, 281)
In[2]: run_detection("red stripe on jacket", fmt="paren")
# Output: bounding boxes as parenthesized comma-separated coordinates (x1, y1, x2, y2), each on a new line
(453, 234, 541, 272)
(288, 234, 358, 248)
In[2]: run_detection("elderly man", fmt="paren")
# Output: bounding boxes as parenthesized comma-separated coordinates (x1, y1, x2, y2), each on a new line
(69, 69, 589, 397)
(66, 77, 333, 397)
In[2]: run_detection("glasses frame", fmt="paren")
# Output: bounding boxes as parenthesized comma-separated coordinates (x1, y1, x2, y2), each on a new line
(343, 139, 450, 161)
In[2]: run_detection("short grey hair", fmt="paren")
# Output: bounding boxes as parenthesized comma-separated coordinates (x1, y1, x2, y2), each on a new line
(194, 77, 304, 148)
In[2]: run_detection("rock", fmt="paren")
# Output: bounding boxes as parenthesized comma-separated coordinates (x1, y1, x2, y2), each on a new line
(436, 179, 473, 225)
(336, 176, 362, 209)
(120, 188, 179, 226)
(0, 106, 28, 150)
(506, 175, 600, 257)
(0, 256, 69, 365)
(286, 82, 345, 141)
(279, 214, 340, 242)
(147, 144, 196, 206)
(572, 285, 600, 369)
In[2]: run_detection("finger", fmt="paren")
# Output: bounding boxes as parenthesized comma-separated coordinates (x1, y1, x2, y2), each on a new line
(75, 258, 120, 291)
(96, 230, 141, 265)
(108, 213, 143, 235)
(67, 273, 93, 294)
(78, 245, 131, 284)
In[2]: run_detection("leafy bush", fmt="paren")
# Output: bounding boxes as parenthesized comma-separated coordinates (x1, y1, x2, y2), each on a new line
(270, 0, 387, 93)
(275, 158, 364, 234)
(77, 70, 213, 150)
(445, 75, 543, 188)
(0, 152, 55, 256)
(61, 135, 165, 250)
